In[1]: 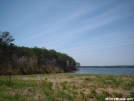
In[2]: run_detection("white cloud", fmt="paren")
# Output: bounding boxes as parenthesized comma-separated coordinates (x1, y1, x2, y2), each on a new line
(1, 0, 134, 65)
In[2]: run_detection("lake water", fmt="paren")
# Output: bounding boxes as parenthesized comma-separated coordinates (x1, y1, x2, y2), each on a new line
(72, 67, 134, 75)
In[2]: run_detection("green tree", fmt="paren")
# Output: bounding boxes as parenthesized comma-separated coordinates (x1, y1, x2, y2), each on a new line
(0, 31, 77, 75)
(0, 31, 14, 62)
(0, 31, 15, 84)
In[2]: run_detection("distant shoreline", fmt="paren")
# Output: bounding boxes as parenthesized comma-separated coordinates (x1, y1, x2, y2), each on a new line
(79, 66, 134, 68)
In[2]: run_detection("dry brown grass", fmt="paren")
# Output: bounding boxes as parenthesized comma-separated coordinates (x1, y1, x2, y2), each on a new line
(0, 74, 133, 101)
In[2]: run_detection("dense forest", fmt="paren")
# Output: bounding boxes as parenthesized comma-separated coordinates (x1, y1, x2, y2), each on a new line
(0, 31, 77, 75)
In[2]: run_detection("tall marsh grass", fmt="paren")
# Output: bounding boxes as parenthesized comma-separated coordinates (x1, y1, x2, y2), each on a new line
(0, 74, 133, 101)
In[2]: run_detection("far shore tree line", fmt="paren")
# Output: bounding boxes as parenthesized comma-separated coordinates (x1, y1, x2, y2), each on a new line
(0, 31, 77, 76)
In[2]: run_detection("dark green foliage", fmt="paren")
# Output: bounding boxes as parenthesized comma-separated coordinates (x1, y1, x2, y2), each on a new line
(122, 81, 134, 90)
(60, 81, 68, 90)
(0, 31, 14, 62)
(2, 93, 26, 101)
(0, 31, 76, 75)
(95, 94, 105, 101)
(113, 92, 123, 97)
(130, 92, 134, 97)
(91, 89, 97, 96)
(85, 77, 93, 81)
(56, 90, 74, 101)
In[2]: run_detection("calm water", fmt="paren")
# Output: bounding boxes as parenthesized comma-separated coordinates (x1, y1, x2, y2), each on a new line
(72, 67, 134, 75)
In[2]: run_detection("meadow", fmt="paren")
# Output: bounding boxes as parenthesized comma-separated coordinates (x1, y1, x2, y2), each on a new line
(0, 74, 134, 101)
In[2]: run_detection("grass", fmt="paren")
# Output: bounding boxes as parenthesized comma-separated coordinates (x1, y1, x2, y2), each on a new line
(0, 74, 134, 101)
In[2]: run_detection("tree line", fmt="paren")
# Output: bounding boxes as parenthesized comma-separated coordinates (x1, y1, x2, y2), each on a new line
(0, 31, 76, 75)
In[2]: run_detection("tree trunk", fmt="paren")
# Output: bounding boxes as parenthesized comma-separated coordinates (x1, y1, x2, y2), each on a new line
(9, 74, 11, 84)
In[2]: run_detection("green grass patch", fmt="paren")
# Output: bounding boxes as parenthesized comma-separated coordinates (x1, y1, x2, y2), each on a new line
(0, 74, 133, 101)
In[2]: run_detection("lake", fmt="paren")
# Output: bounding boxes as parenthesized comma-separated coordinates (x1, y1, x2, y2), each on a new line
(72, 67, 134, 75)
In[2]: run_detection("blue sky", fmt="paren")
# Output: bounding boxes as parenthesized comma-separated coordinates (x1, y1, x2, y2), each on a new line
(0, 0, 134, 66)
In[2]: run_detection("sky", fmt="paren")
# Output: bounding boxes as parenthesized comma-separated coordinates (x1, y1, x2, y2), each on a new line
(0, 0, 134, 66)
